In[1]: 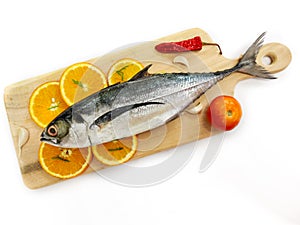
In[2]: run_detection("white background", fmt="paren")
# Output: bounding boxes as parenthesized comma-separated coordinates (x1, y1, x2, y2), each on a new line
(1, 0, 299, 224)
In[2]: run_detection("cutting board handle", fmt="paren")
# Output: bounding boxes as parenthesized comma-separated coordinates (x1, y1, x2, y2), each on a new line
(257, 43, 291, 74)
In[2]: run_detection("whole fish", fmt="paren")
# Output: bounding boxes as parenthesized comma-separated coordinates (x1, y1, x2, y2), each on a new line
(41, 33, 274, 148)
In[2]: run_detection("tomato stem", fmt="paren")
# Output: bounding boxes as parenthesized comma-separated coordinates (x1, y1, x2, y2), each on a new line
(227, 110, 233, 117)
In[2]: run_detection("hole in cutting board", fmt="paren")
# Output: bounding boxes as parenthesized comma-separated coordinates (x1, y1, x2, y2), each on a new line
(262, 53, 277, 66)
(262, 55, 272, 65)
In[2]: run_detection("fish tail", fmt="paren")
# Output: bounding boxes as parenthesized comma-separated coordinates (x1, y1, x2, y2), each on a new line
(237, 32, 275, 79)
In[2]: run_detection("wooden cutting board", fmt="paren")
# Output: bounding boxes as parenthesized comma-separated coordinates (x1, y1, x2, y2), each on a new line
(4, 28, 291, 189)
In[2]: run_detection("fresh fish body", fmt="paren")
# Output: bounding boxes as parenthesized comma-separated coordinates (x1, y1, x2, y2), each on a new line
(41, 32, 274, 148)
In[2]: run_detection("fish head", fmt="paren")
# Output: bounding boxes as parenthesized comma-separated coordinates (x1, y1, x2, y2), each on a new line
(40, 106, 94, 148)
(40, 118, 72, 147)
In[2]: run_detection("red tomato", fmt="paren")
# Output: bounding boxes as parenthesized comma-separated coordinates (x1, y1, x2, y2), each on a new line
(206, 95, 242, 131)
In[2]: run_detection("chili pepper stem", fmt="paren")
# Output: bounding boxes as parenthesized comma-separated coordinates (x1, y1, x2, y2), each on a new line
(202, 42, 222, 55)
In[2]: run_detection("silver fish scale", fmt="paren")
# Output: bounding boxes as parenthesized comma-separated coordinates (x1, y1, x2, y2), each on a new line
(90, 72, 223, 141)
(110, 72, 220, 108)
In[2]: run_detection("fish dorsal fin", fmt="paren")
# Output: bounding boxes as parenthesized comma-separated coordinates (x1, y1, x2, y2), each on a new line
(129, 64, 152, 81)
(89, 101, 163, 129)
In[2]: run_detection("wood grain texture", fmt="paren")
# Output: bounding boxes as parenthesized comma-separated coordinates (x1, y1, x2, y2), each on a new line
(4, 28, 291, 189)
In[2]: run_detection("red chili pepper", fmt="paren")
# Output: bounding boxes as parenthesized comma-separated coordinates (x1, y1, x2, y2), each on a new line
(155, 36, 222, 54)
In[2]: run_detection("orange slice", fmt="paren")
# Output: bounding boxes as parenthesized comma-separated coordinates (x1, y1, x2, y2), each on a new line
(108, 58, 144, 85)
(39, 142, 92, 179)
(60, 62, 107, 106)
(29, 81, 68, 128)
(92, 136, 137, 166)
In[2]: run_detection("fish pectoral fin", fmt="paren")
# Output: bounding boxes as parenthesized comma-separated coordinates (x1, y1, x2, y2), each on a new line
(89, 121, 107, 130)
(129, 64, 152, 81)
(90, 101, 164, 128)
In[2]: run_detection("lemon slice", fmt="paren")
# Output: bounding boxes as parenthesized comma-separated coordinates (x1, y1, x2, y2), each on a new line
(92, 136, 137, 166)
(108, 58, 144, 85)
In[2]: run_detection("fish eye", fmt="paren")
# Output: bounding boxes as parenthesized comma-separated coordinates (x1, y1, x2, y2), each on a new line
(47, 125, 58, 137)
